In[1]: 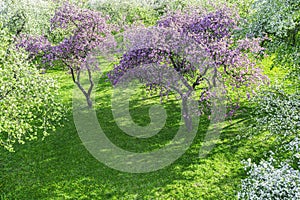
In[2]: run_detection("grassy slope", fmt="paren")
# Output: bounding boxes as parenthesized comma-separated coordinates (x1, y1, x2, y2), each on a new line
(0, 58, 282, 199)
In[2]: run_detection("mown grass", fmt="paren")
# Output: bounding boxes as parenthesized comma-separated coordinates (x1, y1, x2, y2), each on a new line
(0, 57, 282, 199)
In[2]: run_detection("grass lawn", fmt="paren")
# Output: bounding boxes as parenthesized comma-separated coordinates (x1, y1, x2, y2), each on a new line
(0, 59, 281, 199)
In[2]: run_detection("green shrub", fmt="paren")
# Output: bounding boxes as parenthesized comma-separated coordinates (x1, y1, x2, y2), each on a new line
(0, 23, 65, 151)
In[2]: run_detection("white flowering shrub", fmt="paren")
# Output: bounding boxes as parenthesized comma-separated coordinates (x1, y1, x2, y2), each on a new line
(238, 156, 300, 200)
(249, 87, 299, 137)
(245, 0, 299, 38)
(0, 23, 65, 151)
(286, 137, 300, 155)
(242, 3, 300, 191)
(243, 0, 300, 85)
(283, 137, 300, 167)
(0, 0, 58, 36)
(239, 86, 300, 199)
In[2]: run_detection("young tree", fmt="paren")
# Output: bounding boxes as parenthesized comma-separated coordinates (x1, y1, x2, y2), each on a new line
(0, 22, 64, 152)
(17, 3, 116, 108)
(108, 5, 268, 116)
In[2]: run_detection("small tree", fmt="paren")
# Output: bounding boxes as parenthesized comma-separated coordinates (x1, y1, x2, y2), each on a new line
(0, 22, 64, 151)
(18, 3, 116, 108)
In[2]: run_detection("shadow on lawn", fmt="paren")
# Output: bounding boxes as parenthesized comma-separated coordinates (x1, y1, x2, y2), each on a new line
(0, 79, 276, 199)
(1, 106, 203, 199)
(217, 106, 278, 161)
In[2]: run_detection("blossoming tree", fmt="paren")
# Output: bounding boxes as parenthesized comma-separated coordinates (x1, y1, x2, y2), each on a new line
(18, 3, 116, 108)
(108, 5, 268, 116)
(0, 22, 64, 151)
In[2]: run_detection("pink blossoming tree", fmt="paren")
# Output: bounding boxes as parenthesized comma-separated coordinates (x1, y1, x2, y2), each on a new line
(108, 5, 268, 117)
(18, 3, 116, 108)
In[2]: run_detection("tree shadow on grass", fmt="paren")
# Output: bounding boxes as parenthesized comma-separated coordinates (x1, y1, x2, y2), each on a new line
(1, 107, 210, 199)
(216, 105, 279, 161)
(0, 76, 205, 199)
(0, 79, 277, 200)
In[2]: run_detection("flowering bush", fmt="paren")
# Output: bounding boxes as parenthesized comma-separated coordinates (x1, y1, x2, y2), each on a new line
(0, 23, 65, 152)
(239, 86, 299, 199)
(249, 87, 300, 137)
(0, 0, 58, 36)
(238, 156, 300, 200)
(284, 137, 300, 167)
(244, 0, 300, 85)
(245, 0, 299, 39)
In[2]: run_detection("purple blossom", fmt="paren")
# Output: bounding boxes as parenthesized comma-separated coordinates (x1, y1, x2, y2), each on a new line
(17, 3, 116, 108)
(109, 5, 269, 117)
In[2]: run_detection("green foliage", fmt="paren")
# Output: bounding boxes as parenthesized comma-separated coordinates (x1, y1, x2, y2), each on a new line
(0, 24, 65, 151)
(225, 0, 254, 17)
(89, 0, 188, 27)
(0, 0, 58, 36)
(90, 1, 159, 27)
(249, 87, 299, 137)
(272, 42, 300, 85)
(244, 0, 300, 84)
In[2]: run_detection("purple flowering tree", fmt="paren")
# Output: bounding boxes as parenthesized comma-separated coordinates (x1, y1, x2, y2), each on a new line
(108, 6, 268, 116)
(17, 3, 116, 108)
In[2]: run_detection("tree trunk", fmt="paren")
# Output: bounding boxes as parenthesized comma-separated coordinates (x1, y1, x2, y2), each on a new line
(70, 67, 94, 108)
(75, 81, 94, 108)
(85, 93, 93, 108)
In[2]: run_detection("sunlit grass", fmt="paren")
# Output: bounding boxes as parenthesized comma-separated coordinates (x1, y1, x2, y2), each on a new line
(0, 63, 279, 199)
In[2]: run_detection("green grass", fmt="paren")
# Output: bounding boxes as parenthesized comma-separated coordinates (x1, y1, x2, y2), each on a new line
(0, 62, 280, 199)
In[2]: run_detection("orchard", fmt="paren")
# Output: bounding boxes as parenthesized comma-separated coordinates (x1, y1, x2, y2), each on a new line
(0, 0, 299, 199)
